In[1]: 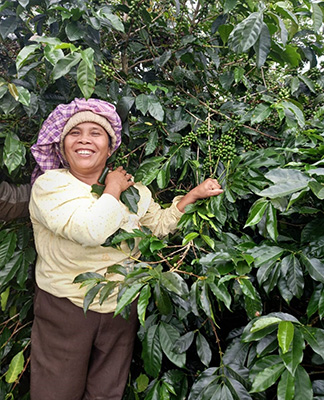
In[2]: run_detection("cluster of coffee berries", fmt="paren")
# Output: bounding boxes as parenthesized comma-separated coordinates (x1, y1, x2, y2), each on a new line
(128, 0, 148, 18)
(202, 127, 237, 169)
(181, 123, 209, 146)
(99, 62, 115, 79)
(239, 134, 257, 151)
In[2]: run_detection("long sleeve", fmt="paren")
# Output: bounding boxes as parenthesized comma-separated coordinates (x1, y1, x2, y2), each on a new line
(0, 181, 31, 221)
(139, 196, 184, 237)
(29, 170, 126, 247)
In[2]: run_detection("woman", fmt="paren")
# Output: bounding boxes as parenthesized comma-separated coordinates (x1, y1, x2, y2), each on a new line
(29, 98, 223, 400)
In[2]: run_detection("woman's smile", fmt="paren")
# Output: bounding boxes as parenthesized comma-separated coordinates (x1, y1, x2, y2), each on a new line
(63, 122, 111, 184)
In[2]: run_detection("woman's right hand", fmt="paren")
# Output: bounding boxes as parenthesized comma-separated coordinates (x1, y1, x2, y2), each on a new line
(103, 166, 134, 200)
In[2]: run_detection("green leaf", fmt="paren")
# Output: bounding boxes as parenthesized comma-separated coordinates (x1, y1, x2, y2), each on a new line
(120, 186, 140, 213)
(244, 198, 269, 228)
(99, 281, 118, 305)
(251, 316, 281, 332)
(137, 284, 151, 326)
(0, 16, 18, 40)
(0, 231, 16, 268)
(65, 21, 84, 41)
(294, 365, 313, 400)
(209, 194, 227, 225)
(266, 203, 278, 241)
(302, 326, 324, 359)
(5, 351, 24, 383)
(199, 281, 216, 324)
(159, 321, 186, 368)
(254, 23, 271, 67)
(3, 135, 26, 174)
(73, 272, 105, 283)
(136, 373, 149, 393)
(15, 44, 40, 70)
(224, 0, 238, 13)
(281, 254, 304, 299)
(99, 7, 125, 32)
(83, 283, 105, 314)
(278, 321, 294, 354)
(153, 282, 172, 315)
(308, 181, 324, 200)
(280, 101, 305, 128)
(250, 362, 285, 393)
(277, 370, 295, 400)
(250, 244, 285, 268)
(51, 52, 82, 80)
(161, 271, 189, 297)
(136, 94, 150, 115)
(142, 324, 162, 378)
(182, 232, 199, 245)
(77, 49, 96, 99)
(172, 331, 195, 354)
(44, 45, 64, 66)
(209, 281, 232, 311)
(259, 168, 310, 198)
(312, 3, 323, 33)
(0, 252, 23, 287)
(281, 327, 304, 376)
(302, 255, 324, 284)
(251, 103, 272, 125)
(156, 162, 170, 189)
(196, 332, 212, 367)
(228, 11, 264, 53)
(148, 97, 164, 121)
(145, 130, 159, 156)
(16, 86, 30, 106)
(114, 283, 144, 316)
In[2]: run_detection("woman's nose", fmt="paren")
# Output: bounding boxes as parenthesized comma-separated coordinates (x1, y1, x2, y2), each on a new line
(78, 133, 91, 143)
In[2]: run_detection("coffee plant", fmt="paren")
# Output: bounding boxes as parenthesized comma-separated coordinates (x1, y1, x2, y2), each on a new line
(1, 0, 324, 398)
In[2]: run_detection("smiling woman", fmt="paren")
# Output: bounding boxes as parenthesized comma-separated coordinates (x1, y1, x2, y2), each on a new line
(63, 122, 112, 184)
(28, 97, 223, 400)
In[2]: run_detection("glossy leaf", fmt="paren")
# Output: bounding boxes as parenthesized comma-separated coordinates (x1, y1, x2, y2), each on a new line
(294, 365, 313, 400)
(142, 324, 162, 378)
(120, 186, 140, 213)
(280, 327, 304, 376)
(5, 351, 24, 383)
(161, 271, 189, 297)
(228, 12, 264, 53)
(277, 370, 295, 400)
(51, 52, 82, 80)
(137, 284, 151, 326)
(278, 321, 294, 354)
(159, 322, 186, 368)
(244, 198, 269, 228)
(196, 332, 212, 367)
(250, 362, 285, 392)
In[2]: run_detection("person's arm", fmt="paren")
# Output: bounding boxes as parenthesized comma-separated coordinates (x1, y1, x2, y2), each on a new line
(176, 178, 223, 212)
(29, 171, 127, 247)
(0, 181, 31, 221)
(139, 179, 223, 238)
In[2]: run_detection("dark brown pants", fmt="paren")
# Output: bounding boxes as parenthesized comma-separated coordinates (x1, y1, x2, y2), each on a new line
(30, 287, 138, 400)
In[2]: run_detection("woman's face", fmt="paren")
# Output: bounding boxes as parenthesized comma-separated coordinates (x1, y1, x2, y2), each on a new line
(63, 122, 111, 183)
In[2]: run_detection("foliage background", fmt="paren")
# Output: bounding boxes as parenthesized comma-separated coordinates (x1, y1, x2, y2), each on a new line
(1, 0, 324, 398)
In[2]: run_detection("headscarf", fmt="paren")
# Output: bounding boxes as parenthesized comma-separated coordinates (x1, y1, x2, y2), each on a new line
(31, 98, 122, 184)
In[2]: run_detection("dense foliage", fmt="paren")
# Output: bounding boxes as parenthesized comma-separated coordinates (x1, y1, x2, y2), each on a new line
(1, 0, 324, 398)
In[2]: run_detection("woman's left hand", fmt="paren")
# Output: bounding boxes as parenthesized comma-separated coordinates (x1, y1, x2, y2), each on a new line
(176, 178, 223, 213)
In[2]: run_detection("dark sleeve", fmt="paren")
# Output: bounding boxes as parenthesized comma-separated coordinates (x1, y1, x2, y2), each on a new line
(0, 181, 31, 221)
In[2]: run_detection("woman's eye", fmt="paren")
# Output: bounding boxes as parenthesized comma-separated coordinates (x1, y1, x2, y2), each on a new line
(69, 131, 80, 136)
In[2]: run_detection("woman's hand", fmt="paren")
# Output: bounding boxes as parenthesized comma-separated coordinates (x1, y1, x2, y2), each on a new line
(103, 166, 134, 200)
(177, 178, 223, 213)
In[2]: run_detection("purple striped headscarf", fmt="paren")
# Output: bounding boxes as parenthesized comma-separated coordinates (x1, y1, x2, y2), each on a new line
(31, 98, 122, 184)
